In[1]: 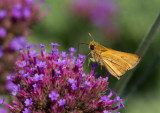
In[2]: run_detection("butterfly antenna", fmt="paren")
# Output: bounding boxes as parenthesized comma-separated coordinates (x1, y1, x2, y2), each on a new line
(88, 33, 94, 41)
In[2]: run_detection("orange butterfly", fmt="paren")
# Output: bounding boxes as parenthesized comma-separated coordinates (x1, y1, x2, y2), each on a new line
(88, 33, 140, 80)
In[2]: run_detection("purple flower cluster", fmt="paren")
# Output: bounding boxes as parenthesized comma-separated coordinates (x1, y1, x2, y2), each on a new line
(0, 0, 48, 38)
(71, 0, 119, 38)
(0, 43, 125, 112)
(0, 0, 48, 94)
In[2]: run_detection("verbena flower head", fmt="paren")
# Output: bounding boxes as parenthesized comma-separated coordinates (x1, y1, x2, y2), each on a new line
(0, 0, 48, 94)
(0, 0, 48, 37)
(1, 43, 125, 112)
(71, 0, 119, 38)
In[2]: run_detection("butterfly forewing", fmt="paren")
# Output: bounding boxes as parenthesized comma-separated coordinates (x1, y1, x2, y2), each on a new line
(105, 48, 140, 69)
(100, 47, 140, 79)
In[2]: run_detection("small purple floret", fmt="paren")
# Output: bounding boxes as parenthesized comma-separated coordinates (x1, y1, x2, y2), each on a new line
(81, 73, 87, 78)
(40, 43, 46, 48)
(71, 83, 77, 90)
(69, 47, 77, 53)
(55, 69, 61, 75)
(23, 6, 31, 18)
(84, 81, 91, 87)
(19, 70, 25, 75)
(24, 72, 30, 77)
(33, 73, 44, 81)
(6, 74, 13, 81)
(32, 84, 37, 88)
(76, 59, 82, 67)
(103, 110, 111, 113)
(58, 99, 66, 106)
(24, 98, 33, 106)
(52, 49, 59, 54)
(11, 84, 20, 95)
(68, 78, 77, 84)
(50, 42, 60, 48)
(49, 91, 59, 101)
(36, 61, 47, 68)
(0, 96, 5, 104)
(101, 95, 109, 103)
(55, 59, 65, 66)
(18, 61, 27, 67)
(61, 51, 68, 58)
(78, 54, 86, 60)
(22, 108, 31, 113)
(30, 50, 39, 57)
(6, 81, 15, 91)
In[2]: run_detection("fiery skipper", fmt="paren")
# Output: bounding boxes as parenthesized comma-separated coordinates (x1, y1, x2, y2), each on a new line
(88, 33, 140, 80)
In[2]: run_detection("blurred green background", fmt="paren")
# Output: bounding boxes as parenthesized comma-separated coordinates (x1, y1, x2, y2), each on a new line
(27, 0, 160, 112)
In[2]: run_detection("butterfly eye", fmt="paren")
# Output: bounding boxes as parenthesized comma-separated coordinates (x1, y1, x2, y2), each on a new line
(90, 45, 95, 50)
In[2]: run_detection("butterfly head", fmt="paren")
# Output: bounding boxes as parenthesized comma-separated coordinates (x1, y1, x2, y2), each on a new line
(88, 33, 100, 51)
(89, 41, 99, 51)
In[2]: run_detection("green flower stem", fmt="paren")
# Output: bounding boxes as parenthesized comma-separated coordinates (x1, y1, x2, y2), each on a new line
(125, 52, 160, 97)
(114, 13, 160, 96)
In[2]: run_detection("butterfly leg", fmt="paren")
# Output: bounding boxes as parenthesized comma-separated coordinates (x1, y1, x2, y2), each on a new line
(100, 63, 102, 76)
(84, 58, 91, 72)
(84, 57, 94, 72)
